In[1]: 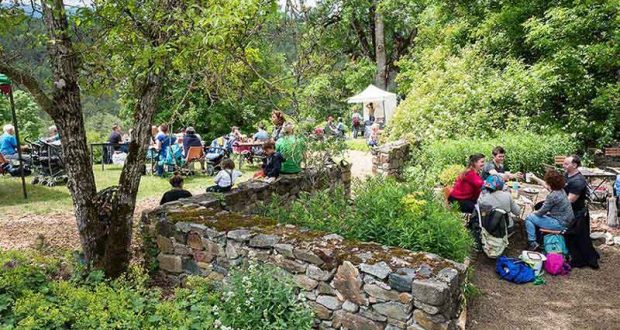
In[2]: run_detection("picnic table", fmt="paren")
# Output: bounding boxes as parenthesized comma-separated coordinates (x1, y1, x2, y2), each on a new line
(232, 141, 265, 169)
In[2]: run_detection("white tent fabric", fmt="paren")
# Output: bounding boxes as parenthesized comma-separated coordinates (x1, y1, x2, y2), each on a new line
(347, 84, 398, 124)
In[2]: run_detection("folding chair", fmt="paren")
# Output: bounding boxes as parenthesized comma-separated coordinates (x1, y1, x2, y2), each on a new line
(184, 146, 205, 174)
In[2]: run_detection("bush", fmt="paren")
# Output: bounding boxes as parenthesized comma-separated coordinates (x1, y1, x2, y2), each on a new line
(261, 177, 473, 262)
(414, 131, 579, 178)
(0, 250, 312, 330)
(438, 165, 464, 187)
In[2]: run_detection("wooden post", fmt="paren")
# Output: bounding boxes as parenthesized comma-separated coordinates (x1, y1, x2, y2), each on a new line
(608, 197, 619, 227)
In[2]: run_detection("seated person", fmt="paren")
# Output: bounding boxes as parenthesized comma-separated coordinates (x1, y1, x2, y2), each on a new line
(448, 154, 486, 213)
(367, 124, 380, 147)
(183, 126, 203, 156)
(160, 173, 192, 205)
(276, 124, 305, 175)
(482, 146, 523, 180)
(478, 175, 521, 232)
(0, 124, 18, 160)
(524, 169, 574, 251)
(253, 123, 270, 142)
(325, 116, 339, 136)
(255, 140, 284, 181)
(45, 125, 61, 144)
(207, 158, 242, 193)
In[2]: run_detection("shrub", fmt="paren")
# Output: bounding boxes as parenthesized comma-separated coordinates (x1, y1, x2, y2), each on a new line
(438, 164, 465, 187)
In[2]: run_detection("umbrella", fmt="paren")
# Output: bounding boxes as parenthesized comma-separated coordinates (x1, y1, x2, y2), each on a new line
(0, 73, 28, 199)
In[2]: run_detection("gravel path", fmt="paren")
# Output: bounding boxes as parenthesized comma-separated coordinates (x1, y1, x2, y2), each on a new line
(346, 150, 373, 179)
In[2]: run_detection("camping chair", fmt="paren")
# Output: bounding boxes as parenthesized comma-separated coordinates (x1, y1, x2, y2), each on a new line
(184, 146, 205, 174)
(0, 153, 7, 175)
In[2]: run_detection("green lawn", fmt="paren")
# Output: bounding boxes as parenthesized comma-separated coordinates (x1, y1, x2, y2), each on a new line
(0, 161, 260, 216)
(345, 138, 370, 152)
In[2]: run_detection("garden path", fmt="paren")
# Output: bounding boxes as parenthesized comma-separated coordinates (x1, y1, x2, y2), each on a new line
(346, 150, 373, 179)
(468, 224, 620, 329)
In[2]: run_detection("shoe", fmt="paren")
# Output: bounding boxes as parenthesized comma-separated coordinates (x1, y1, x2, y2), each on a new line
(527, 241, 540, 251)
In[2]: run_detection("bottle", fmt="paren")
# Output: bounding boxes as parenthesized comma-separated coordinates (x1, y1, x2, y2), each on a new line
(512, 181, 519, 198)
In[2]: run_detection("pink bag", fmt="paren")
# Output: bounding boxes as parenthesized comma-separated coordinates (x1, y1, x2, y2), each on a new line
(544, 253, 571, 275)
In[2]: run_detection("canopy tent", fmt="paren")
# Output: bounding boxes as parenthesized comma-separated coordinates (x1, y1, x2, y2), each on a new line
(347, 84, 398, 124)
(0, 73, 27, 199)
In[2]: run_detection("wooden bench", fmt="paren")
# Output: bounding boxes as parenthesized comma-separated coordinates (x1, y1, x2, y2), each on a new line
(605, 148, 620, 157)
(554, 155, 566, 166)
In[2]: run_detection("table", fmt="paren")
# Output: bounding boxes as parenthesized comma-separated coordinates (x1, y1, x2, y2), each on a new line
(580, 167, 616, 198)
(232, 141, 264, 169)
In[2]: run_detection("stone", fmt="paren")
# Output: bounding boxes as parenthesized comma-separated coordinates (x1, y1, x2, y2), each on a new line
(225, 241, 245, 259)
(156, 235, 174, 254)
(359, 307, 387, 322)
(186, 231, 204, 250)
(307, 264, 334, 281)
(308, 301, 332, 320)
(294, 248, 324, 265)
(189, 223, 207, 234)
(417, 263, 433, 278)
(318, 282, 336, 295)
(182, 258, 200, 274)
(372, 301, 412, 321)
(386, 325, 404, 330)
(275, 257, 307, 274)
(202, 239, 220, 262)
(343, 300, 359, 313)
(605, 232, 614, 245)
(316, 295, 342, 310)
(387, 318, 408, 330)
(274, 243, 295, 258)
(323, 233, 344, 241)
(304, 291, 318, 301)
(333, 261, 367, 305)
(614, 236, 620, 246)
(363, 284, 400, 301)
(157, 254, 182, 273)
(414, 300, 441, 315)
(413, 310, 451, 330)
(227, 229, 254, 241)
(360, 262, 392, 280)
(174, 222, 192, 233)
(411, 279, 449, 306)
(399, 293, 413, 304)
(333, 310, 382, 330)
(173, 243, 192, 255)
(436, 268, 459, 292)
(294, 275, 319, 291)
(249, 234, 280, 248)
(205, 228, 225, 239)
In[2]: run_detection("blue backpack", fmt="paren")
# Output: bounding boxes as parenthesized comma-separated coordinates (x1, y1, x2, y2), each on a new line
(543, 234, 568, 255)
(496, 256, 535, 284)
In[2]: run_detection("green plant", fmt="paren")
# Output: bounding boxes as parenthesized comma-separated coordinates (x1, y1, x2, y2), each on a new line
(438, 165, 465, 187)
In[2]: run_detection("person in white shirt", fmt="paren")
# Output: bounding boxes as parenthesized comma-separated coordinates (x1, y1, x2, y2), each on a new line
(206, 158, 242, 193)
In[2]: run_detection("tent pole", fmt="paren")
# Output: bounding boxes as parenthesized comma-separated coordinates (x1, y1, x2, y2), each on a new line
(9, 89, 27, 199)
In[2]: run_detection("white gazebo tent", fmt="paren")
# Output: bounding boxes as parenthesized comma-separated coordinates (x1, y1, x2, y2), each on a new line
(347, 84, 398, 124)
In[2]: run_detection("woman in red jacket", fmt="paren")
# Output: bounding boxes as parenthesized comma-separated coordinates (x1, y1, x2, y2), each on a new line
(448, 154, 486, 213)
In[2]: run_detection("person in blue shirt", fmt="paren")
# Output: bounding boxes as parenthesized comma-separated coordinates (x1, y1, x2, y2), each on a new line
(155, 124, 173, 176)
(253, 123, 270, 142)
(0, 124, 18, 159)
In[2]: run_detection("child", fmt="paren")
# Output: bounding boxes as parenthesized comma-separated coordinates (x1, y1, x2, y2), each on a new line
(160, 172, 192, 205)
(259, 140, 284, 182)
(207, 158, 242, 193)
(367, 123, 380, 147)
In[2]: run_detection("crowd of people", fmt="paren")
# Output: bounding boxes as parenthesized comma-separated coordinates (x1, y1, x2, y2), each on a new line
(447, 147, 599, 269)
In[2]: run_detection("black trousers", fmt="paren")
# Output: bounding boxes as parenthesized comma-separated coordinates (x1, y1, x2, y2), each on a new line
(447, 196, 476, 214)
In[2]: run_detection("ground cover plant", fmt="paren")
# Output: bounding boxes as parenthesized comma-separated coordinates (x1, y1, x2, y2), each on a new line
(261, 177, 473, 262)
(0, 250, 312, 330)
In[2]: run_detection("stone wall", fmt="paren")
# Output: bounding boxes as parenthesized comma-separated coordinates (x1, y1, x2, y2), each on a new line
(372, 140, 411, 179)
(141, 167, 467, 330)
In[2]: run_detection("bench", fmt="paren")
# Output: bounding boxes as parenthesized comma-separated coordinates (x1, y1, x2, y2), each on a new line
(605, 148, 620, 157)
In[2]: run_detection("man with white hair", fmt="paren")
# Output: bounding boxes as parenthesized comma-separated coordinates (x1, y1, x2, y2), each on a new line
(45, 125, 61, 144)
(0, 124, 18, 159)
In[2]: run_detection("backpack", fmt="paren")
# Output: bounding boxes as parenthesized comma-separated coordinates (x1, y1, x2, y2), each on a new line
(543, 234, 568, 255)
(475, 205, 509, 258)
(352, 116, 360, 126)
(544, 253, 571, 276)
(496, 256, 535, 284)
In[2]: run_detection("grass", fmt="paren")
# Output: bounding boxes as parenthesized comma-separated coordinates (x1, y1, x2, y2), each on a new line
(345, 138, 370, 152)
(0, 160, 260, 216)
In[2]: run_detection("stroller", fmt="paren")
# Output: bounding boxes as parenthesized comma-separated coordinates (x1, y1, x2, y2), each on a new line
(28, 139, 68, 186)
(204, 137, 230, 176)
(159, 144, 186, 175)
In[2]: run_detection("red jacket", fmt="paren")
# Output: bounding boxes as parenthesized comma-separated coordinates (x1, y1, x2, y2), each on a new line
(450, 169, 484, 201)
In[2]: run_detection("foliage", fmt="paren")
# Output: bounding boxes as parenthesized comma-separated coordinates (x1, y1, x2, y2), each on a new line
(414, 131, 579, 178)
(438, 164, 465, 187)
(0, 90, 47, 142)
(346, 138, 370, 152)
(261, 177, 472, 262)
(0, 250, 312, 329)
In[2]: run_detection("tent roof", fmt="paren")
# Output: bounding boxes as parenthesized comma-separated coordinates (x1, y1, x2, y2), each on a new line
(347, 84, 396, 103)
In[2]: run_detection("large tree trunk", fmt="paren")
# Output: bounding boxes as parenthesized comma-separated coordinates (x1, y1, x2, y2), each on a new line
(373, 0, 387, 89)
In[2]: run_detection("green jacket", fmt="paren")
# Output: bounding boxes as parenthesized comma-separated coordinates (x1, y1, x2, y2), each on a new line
(276, 135, 305, 174)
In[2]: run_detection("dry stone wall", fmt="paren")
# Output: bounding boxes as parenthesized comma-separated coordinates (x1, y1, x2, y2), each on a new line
(372, 140, 411, 179)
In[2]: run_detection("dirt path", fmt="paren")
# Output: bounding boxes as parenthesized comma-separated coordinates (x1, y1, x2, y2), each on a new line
(468, 226, 620, 329)
(346, 150, 373, 179)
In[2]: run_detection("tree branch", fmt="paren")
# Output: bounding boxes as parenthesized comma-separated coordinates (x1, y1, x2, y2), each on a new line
(0, 60, 55, 116)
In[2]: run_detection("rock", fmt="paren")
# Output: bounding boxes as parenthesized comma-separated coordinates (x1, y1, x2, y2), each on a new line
(182, 258, 200, 274)
(202, 239, 220, 262)
(175, 222, 192, 233)
(414, 299, 441, 315)
(355, 252, 373, 263)
(173, 243, 192, 255)
(227, 229, 254, 241)
(186, 231, 204, 250)
(274, 243, 295, 258)
(386, 325, 404, 330)
(372, 301, 412, 321)
(436, 268, 459, 292)
(413, 310, 452, 330)
(364, 284, 400, 301)
(157, 254, 182, 273)
(359, 307, 387, 322)
(189, 223, 207, 234)
(417, 263, 433, 278)
(307, 264, 334, 281)
(318, 282, 336, 295)
(205, 228, 224, 239)
(308, 301, 332, 320)
(294, 275, 319, 291)
(225, 241, 245, 259)
(305, 291, 318, 301)
(274, 257, 307, 274)
(360, 262, 392, 280)
(323, 233, 344, 241)
(333, 310, 382, 330)
(614, 236, 620, 246)
(316, 295, 342, 310)
(343, 300, 359, 313)
(333, 261, 367, 305)
(399, 292, 413, 304)
(411, 279, 449, 306)
(294, 248, 324, 265)
(156, 235, 174, 254)
(590, 231, 606, 240)
(249, 234, 280, 248)
(605, 232, 614, 245)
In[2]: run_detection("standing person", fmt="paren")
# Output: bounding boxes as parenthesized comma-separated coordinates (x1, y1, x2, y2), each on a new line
(481, 146, 523, 180)
(271, 110, 286, 141)
(352, 111, 362, 138)
(366, 103, 376, 123)
(253, 123, 270, 142)
(160, 172, 193, 205)
(155, 124, 173, 176)
(524, 170, 574, 251)
(448, 154, 486, 213)
(108, 124, 123, 151)
(562, 155, 599, 268)
(207, 158, 242, 193)
(276, 123, 305, 174)
(0, 124, 18, 160)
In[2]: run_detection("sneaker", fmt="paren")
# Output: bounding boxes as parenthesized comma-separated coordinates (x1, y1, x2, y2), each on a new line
(527, 241, 540, 251)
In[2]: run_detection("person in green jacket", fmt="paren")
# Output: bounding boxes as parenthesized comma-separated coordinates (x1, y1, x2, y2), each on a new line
(276, 123, 305, 174)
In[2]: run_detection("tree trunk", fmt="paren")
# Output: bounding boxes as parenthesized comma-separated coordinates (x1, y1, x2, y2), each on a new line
(373, 0, 387, 89)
